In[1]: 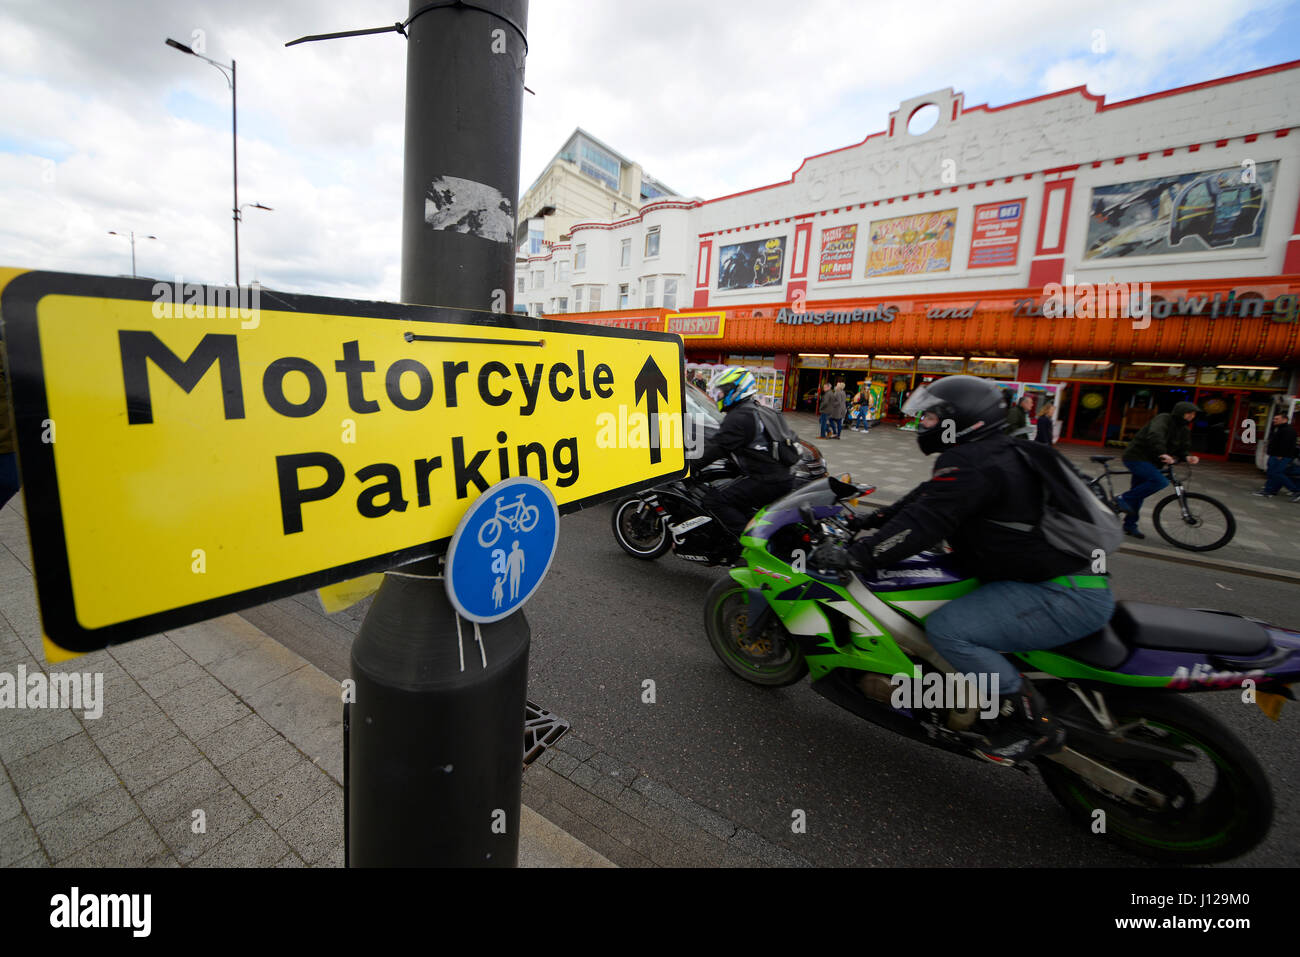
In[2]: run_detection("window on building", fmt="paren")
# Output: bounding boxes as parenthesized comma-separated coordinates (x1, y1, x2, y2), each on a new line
(618, 284, 630, 309)
(579, 141, 621, 191)
(663, 278, 678, 310)
(574, 245, 586, 271)
(558, 261, 570, 282)
(644, 227, 660, 258)
(532, 270, 544, 289)
(556, 297, 568, 313)
(531, 303, 543, 317)
(573, 287, 584, 312)
(589, 286, 602, 311)
(643, 277, 656, 308)
(620, 238, 631, 268)
(517, 276, 526, 295)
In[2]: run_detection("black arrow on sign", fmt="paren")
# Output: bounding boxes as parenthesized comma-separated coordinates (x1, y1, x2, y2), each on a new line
(634, 356, 669, 465)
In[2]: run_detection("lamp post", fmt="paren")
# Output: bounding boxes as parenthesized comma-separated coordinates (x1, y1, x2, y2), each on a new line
(106, 230, 157, 279)
(165, 37, 247, 287)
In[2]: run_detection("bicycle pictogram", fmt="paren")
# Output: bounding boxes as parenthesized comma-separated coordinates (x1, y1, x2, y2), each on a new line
(477, 491, 541, 547)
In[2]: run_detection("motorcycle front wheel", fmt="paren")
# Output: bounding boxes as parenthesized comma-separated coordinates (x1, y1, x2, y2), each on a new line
(1037, 692, 1272, 865)
(704, 577, 807, 687)
(611, 497, 672, 560)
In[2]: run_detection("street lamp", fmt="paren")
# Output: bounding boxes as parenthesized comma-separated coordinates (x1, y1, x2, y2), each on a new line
(165, 37, 249, 288)
(107, 231, 157, 279)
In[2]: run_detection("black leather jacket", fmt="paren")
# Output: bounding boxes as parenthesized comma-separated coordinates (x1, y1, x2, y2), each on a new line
(696, 397, 790, 482)
(849, 431, 1089, 581)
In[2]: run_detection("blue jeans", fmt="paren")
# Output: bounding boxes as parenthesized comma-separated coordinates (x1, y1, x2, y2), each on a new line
(819, 413, 831, 437)
(1115, 458, 1169, 530)
(0, 453, 19, 511)
(925, 580, 1116, 695)
(1262, 456, 1300, 495)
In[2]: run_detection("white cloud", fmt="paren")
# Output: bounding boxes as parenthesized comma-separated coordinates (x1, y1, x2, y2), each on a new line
(0, 0, 1290, 301)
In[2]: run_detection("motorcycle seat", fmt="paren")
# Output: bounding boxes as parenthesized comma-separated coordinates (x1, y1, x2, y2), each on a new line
(1055, 625, 1130, 670)
(1089, 455, 1115, 463)
(1108, 601, 1270, 657)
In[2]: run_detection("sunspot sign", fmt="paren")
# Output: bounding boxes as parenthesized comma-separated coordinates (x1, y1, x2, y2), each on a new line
(445, 477, 559, 623)
(0, 270, 685, 655)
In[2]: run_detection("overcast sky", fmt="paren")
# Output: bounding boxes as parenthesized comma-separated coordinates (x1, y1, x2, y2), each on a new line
(2, 0, 1297, 301)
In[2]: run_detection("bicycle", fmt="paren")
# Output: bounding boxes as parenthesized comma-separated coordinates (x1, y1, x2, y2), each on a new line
(477, 492, 540, 547)
(1085, 455, 1236, 552)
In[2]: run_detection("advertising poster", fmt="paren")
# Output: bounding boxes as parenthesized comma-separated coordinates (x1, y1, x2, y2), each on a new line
(865, 209, 957, 277)
(818, 224, 857, 280)
(1084, 161, 1277, 260)
(969, 200, 1024, 268)
(717, 236, 786, 289)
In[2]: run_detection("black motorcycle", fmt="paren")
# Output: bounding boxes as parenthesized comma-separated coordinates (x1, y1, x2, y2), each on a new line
(611, 442, 827, 567)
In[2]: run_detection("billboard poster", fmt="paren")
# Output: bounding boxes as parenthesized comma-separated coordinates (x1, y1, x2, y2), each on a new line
(817, 224, 857, 281)
(865, 209, 957, 277)
(969, 200, 1024, 268)
(1084, 161, 1278, 260)
(717, 236, 786, 289)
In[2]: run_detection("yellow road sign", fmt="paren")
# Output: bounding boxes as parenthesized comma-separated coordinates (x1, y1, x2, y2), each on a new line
(0, 270, 686, 653)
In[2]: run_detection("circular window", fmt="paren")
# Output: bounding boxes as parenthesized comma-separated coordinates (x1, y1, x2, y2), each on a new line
(907, 103, 940, 136)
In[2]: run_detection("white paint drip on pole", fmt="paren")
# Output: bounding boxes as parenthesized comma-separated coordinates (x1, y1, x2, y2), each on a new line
(424, 175, 514, 242)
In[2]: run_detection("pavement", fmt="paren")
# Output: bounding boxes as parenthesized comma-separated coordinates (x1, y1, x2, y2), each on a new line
(0, 491, 806, 868)
(2, 415, 1295, 869)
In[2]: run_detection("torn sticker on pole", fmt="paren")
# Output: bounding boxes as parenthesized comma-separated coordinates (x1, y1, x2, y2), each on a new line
(424, 175, 514, 242)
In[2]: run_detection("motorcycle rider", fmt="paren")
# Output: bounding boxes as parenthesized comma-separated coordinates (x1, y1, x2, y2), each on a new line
(819, 375, 1116, 764)
(694, 367, 797, 535)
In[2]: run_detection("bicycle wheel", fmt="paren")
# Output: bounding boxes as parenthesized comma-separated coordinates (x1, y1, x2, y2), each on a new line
(1151, 492, 1235, 551)
(516, 504, 540, 533)
(477, 517, 502, 548)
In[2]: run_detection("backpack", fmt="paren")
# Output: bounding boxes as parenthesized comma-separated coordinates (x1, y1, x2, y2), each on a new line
(751, 405, 802, 468)
(1001, 438, 1124, 564)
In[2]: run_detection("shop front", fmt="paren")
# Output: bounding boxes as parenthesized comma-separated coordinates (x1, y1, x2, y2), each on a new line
(555, 278, 1299, 454)
(1050, 361, 1290, 460)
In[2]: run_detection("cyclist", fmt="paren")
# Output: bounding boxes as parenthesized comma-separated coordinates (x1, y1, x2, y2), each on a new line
(1114, 401, 1201, 538)
(821, 375, 1115, 764)
(694, 367, 797, 535)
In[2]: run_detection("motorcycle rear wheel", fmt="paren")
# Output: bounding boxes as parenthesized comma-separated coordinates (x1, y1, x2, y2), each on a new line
(611, 498, 672, 560)
(704, 577, 807, 687)
(1037, 692, 1272, 865)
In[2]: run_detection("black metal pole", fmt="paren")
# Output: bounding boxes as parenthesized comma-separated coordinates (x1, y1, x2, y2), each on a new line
(348, 0, 530, 867)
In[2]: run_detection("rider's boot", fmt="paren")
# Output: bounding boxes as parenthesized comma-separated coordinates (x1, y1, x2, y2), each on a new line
(972, 677, 1065, 766)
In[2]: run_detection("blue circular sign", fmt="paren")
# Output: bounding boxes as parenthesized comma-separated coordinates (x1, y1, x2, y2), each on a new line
(445, 477, 560, 623)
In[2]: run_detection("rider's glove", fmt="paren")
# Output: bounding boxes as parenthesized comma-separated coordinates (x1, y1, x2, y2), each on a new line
(809, 542, 852, 572)
(847, 509, 889, 533)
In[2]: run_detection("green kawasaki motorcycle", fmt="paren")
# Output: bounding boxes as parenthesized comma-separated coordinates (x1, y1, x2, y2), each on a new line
(704, 477, 1300, 864)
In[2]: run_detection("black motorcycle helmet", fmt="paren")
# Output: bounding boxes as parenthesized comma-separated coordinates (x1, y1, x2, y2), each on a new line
(903, 375, 1008, 455)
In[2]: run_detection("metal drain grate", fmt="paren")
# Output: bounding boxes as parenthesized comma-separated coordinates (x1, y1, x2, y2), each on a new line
(523, 699, 569, 767)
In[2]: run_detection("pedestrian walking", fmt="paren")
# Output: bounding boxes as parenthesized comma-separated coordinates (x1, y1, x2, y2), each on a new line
(1035, 402, 1056, 445)
(817, 382, 833, 438)
(1252, 409, 1300, 502)
(822, 382, 847, 439)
